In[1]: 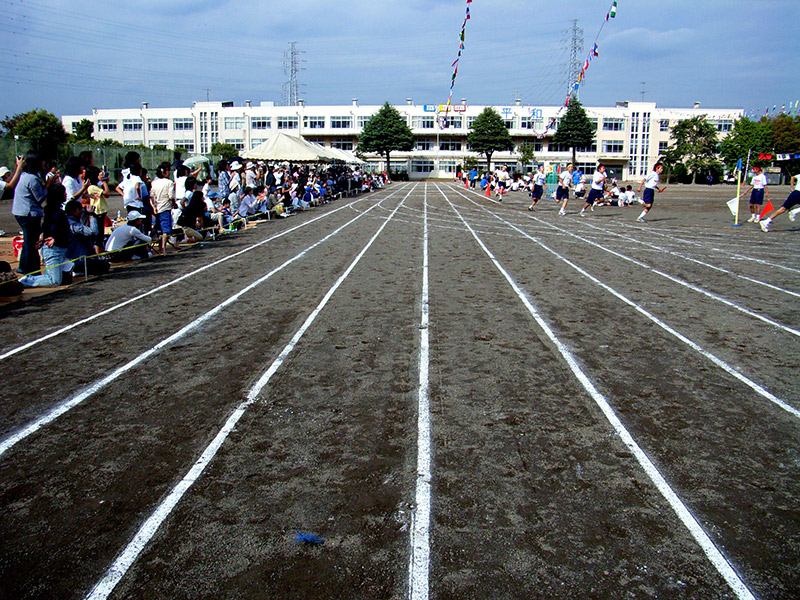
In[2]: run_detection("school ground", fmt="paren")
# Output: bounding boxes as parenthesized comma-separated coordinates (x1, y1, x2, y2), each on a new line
(0, 181, 798, 600)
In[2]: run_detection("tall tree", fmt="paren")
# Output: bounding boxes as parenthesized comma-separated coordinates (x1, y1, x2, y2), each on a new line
(357, 102, 414, 172)
(466, 107, 513, 170)
(771, 114, 800, 180)
(719, 117, 772, 169)
(663, 115, 720, 183)
(1, 109, 67, 158)
(517, 141, 538, 168)
(73, 118, 95, 142)
(552, 98, 595, 165)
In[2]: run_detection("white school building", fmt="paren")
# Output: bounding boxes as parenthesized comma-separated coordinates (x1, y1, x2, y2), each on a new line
(62, 99, 742, 180)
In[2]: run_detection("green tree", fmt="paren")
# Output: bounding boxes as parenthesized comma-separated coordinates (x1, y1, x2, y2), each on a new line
(663, 115, 720, 183)
(211, 142, 239, 160)
(466, 107, 513, 170)
(719, 117, 772, 169)
(552, 98, 595, 165)
(73, 118, 94, 142)
(517, 141, 538, 167)
(461, 155, 479, 171)
(357, 102, 414, 173)
(1, 109, 67, 158)
(771, 114, 800, 179)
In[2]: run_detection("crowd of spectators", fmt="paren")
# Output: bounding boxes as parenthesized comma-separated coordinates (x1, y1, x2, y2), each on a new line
(1, 149, 388, 295)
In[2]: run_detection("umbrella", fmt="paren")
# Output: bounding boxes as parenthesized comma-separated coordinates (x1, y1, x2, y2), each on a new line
(183, 155, 209, 167)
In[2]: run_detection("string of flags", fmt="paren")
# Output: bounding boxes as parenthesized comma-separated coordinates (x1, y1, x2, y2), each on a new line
(565, 1, 617, 107)
(445, 0, 472, 113)
(740, 100, 800, 119)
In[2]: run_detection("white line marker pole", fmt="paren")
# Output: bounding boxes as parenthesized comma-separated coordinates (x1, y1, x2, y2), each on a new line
(0, 185, 412, 363)
(83, 187, 415, 600)
(436, 184, 756, 600)
(0, 195, 400, 460)
(409, 185, 431, 600)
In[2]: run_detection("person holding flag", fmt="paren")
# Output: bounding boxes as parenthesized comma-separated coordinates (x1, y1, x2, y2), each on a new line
(740, 166, 769, 223)
(635, 163, 667, 223)
(760, 172, 800, 232)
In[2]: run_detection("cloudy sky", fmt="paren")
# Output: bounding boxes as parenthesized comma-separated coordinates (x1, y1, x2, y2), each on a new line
(0, 0, 797, 118)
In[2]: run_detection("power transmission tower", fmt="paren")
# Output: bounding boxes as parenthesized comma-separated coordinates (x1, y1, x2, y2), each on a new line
(281, 42, 306, 106)
(566, 19, 584, 101)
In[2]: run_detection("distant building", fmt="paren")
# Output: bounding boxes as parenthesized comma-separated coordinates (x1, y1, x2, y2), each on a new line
(62, 99, 742, 180)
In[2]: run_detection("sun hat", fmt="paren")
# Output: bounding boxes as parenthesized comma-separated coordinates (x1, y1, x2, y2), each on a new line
(229, 161, 243, 170)
(126, 210, 144, 221)
(0, 166, 10, 178)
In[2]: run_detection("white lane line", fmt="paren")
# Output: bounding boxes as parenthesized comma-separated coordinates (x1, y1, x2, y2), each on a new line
(522, 217, 800, 339)
(83, 187, 414, 600)
(436, 184, 756, 600)
(0, 192, 402, 460)
(449, 186, 800, 420)
(571, 220, 800, 299)
(0, 185, 411, 363)
(409, 185, 431, 600)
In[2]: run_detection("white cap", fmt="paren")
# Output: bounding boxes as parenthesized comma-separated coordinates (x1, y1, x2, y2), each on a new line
(126, 210, 144, 221)
(0, 166, 10, 178)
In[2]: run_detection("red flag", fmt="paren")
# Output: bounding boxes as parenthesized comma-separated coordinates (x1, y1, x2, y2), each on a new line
(759, 200, 774, 218)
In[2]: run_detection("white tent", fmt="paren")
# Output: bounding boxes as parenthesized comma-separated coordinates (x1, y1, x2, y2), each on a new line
(242, 132, 337, 162)
(325, 146, 366, 164)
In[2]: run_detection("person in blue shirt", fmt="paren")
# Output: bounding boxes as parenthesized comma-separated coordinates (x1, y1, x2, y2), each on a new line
(12, 152, 60, 274)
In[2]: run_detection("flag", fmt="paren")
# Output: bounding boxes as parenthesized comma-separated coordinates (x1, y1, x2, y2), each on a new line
(726, 197, 739, 216)
(759, 200, 774, 219)
(735, 158, 742, 174)
(609, 1, 617, 18)
(592, 43, 599, 56)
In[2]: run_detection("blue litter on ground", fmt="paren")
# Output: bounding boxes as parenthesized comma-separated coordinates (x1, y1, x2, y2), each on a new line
(294, 527, 324, 545)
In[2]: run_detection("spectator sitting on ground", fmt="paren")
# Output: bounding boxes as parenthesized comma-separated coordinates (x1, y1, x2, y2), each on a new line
(105, 210, 152, 261)
(19, 184, 71, 288)
(204, 190, 225, 232)
(64, 199, 107, 277)
(176, 191, 207, 243)
(234, 186, 258, 221)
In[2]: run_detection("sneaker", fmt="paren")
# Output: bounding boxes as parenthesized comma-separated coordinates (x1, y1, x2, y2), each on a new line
(760, 220, 770, 232)
(746, 215, 755, 223)
(527, 205, 533, 211)
(789, 207, 800, 222)
(636, 216, 646, 223)
(558, 209, 566, 216)
(579, 210, 585, 217)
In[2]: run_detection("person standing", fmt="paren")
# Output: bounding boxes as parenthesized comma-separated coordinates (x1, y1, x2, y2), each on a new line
(151, 163, 179, 254)
(557, 163, 574, 216)
(12, 152, 59, 274)
(635, 163, 667, 222)
(528, 165, 548, 210)
(760, 173, 800, 232)
(741, 166, 769, 223)
(580, 164, 606, 216)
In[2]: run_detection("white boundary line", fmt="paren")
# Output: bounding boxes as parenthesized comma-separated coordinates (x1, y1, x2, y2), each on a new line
(0, 185, 411, 363)
(435, 184, 756, 600)
(527, 216, 800, 339)
(450, 185, 800, 420)
(409, 185, 431, 600)
(84, 186, 415, 600)
(0, 193, 399, 460)
(570, 220, 800, 300)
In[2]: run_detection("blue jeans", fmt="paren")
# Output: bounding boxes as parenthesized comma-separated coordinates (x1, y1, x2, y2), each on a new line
(20, 245, 67, 287)
(15, 215, 42, 275)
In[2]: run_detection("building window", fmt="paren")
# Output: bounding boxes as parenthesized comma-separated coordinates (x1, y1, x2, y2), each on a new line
(389, 161, 408, 174)
(715, 119, 733, 133)
(414, 139, 434, 151)
(123, 140, 141, 146)
(358, 115, 373, 128)
(439, 138, 462, 152)
(252, 117, 271, 129)
(602, 140, 625, 153)
(122, 119, 142, 131)
(97, 119, 117, 132)
(659, 119, 670, 132)
(412, 116, 435, 129)
(149, 140, 168, 148)
(503, 118, 515, 129)
(441, 116, 462, 129)
(331, 116, 353, 129)
(467, 116, 477, 128)
(518, 140, 543, 152)
(332, 139, 354, 150)
(303, 116, 325, 129)
(521, 117, 544, 130)
(658, 141, 669, 153)
(224, 117, 245, 130)
(251, 138, 268, 149)
(411, 160, 434, 173)
(173, 118, 193, 131)
(175, 140, 194, 151)
(277, 117, 298, 129)
(224, 139, 245, 150)
(148, 118, 168, 131)
(438, 160, 458, 173)
(602, 118, 625, 131)
(574, 142, 597, 153)
(548, 142, 572, 153)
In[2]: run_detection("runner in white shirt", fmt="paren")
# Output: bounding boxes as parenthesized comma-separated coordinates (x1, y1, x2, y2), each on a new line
(760, 173, 800, 232)
(527, 165, 549, 210)
(557, 164, 574, 215)
(740, 165, 769, 223)
(580, 164, 607, 216)
(635, 163, 667, 222)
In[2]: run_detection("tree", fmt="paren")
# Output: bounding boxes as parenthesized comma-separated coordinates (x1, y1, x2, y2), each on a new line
(466, 107, 513, 170)
(211, 142, 239, 160)
(357, 102, 414, 173)
(73, 118, 94, 142)
(517, 142, 538, 168)
(771, 114, 800, 179)
(552, 98, 595, 165)
(663, 115, 721, 183)
(1, 109, 67, 158)
(719, 117, 772, 170)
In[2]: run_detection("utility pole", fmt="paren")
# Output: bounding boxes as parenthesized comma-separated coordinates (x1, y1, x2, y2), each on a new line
(566, 19, 584, 101)
(281, 42, 306, 106)
(640, 81, 647, 102)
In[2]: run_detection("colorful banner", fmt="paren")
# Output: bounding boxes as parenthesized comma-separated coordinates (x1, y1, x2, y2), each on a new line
(566, 1, 619, 105)
(442, 0, 472, 125)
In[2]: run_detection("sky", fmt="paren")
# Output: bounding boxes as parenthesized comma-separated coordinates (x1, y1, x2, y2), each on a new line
(1, 0, 798, 119)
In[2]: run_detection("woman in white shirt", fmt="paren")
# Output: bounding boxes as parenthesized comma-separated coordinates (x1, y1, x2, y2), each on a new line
(115, 162, 144, 213)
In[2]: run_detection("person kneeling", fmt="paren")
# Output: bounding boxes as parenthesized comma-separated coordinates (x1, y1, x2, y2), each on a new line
(105, 210, 152, 261)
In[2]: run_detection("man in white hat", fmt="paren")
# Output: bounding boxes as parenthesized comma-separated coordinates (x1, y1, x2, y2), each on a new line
(105, 210, 152, 261)
(0, 157, 25, 200)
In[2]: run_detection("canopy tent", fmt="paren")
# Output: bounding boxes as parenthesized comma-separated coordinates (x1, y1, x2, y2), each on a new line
(325, 146, 366, 164)
(242, 132, 339, 162)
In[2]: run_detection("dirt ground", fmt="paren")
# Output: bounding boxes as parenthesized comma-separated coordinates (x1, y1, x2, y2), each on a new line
(0, 181, 798, 600)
